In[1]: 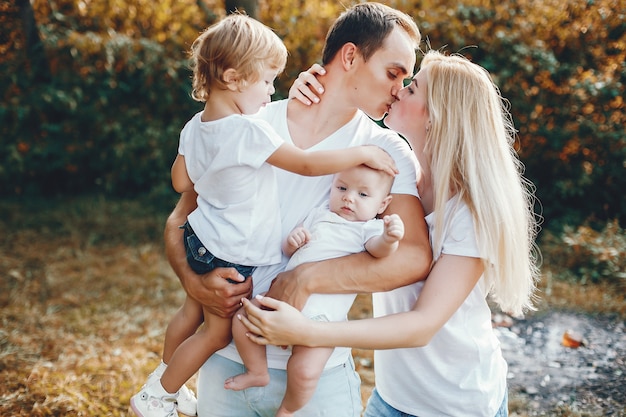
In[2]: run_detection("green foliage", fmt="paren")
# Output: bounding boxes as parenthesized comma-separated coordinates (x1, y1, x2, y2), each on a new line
(540, 220, 626, 285)
(1, 0, 624, 232)
(1, 31, 197, 196)
(394, 0, 626, 230)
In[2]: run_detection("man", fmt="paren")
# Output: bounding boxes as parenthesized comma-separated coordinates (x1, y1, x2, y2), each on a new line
(164, 3, 432, 416)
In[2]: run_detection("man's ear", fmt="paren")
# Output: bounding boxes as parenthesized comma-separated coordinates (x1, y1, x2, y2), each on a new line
(223, 68, 240, 90)
(378, 194, 393, 214)
(339, 42, 359, 70)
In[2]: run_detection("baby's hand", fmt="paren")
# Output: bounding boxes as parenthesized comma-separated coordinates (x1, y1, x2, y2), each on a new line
(362, 146, 398, 177)
(286, 227, 310, 251)
(383, 214, 405, 243)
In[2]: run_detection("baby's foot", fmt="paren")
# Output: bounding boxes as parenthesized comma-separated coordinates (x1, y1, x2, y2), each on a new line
(224, 372, 270, 391)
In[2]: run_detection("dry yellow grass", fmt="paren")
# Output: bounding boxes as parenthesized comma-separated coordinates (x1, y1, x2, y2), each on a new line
(0, 197, 623, 416)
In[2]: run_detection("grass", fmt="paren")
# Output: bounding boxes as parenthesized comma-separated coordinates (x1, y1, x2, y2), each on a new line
(0, 195, 623, 416)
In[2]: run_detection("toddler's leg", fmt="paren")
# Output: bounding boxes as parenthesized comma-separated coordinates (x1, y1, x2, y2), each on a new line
(276, 345, 334, 417)
(224, 300, 270, 390)
(163, 295, 204, 363)
(160, 308, 233, 394)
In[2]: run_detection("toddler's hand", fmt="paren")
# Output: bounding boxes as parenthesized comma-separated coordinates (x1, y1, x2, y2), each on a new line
(362, 146, 398, 177)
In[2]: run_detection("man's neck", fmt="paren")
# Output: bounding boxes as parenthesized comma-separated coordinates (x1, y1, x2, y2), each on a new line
(286, 69, 358, 150)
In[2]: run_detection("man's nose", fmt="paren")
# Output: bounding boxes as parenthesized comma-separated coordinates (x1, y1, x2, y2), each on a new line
(391, 81, 404, 98)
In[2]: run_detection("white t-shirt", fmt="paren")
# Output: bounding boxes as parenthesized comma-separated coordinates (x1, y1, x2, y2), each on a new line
(287, 203, 384, 322)
(179, 112, 284, 266)
(373, 196, 508, 417)
(216, 99, 420, 370)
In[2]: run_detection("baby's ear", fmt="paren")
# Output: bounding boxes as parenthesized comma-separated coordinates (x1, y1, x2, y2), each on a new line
(378, 195, 393, 214)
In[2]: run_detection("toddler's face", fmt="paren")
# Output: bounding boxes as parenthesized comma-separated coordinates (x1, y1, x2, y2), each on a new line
(235, 68, 279, 115)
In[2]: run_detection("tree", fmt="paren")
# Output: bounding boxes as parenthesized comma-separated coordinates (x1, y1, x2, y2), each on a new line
(225, 0, 258, 18)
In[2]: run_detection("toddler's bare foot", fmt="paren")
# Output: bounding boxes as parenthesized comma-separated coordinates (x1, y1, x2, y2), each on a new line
(224, 372, 270, 391)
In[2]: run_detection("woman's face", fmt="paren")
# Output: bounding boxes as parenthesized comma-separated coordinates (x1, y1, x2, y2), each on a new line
(384, 66, 430, 150)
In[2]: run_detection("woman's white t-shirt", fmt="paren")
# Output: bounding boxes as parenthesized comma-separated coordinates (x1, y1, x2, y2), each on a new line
(373, 196, 508, 417)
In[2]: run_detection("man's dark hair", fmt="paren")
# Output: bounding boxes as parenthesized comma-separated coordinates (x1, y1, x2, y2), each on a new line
(321, 2, 420, 65)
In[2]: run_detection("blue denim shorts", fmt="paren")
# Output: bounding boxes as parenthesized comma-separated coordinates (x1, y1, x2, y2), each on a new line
(181, 221, 255, 282)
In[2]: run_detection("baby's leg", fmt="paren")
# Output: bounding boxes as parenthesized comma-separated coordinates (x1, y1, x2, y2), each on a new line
(276, 345, 334, 417)
(224, 299, 270, 390)
(162, 295, 204, 363)
(160, 307, 232, 394)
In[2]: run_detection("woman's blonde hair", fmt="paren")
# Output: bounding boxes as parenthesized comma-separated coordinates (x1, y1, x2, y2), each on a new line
(423, 50, 540, 316)
(189, 14, 288, 102)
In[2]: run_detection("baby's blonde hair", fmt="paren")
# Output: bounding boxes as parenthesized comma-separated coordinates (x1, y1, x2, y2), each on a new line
(189, 14, 288, 102)
(422, 50, 540, 316)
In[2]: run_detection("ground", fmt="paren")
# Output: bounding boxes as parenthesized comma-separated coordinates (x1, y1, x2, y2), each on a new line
(0, 199, 624, 416)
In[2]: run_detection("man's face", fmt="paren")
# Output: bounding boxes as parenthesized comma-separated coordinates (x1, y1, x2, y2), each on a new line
(350, 27, 417, 120)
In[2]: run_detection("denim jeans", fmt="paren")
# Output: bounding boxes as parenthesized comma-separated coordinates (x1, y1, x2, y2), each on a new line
(181, 221, 255, 281)
(363, 387, 509, 417)
(196, 353, 362, 417)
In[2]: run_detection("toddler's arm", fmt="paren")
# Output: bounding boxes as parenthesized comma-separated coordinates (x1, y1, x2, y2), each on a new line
(365, 214, 405, 258)
(171, 154, 194, 193)
(282, 226, 311, 258)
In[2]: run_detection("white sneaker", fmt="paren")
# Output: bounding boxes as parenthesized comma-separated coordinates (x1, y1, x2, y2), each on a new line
(130, 384, 178, 417)
(144, 362, 197, 416)
(175, 384, 197, 416)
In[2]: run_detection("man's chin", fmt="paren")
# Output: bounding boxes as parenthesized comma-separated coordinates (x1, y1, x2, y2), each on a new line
(363, 109, 386, 122)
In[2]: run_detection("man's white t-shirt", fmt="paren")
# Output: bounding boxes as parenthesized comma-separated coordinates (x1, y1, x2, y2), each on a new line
(216, 99, 419, 370)
(373, 196, 508, 417)
(179, 112, 284, 266)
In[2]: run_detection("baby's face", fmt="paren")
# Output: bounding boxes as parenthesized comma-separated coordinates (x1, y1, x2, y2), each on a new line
(329, 166, 392, 222)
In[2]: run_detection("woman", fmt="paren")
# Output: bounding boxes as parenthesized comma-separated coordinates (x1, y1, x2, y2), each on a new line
(239, 50, 540, 417)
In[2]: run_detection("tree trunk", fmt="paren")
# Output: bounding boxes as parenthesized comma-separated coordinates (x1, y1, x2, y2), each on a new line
(225, 0, 258, 18)
(16, 0, 50, 81)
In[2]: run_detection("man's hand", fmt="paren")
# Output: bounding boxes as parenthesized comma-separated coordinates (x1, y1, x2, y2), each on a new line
(184, 267, 253, 318)
(265, 262, 315, 311)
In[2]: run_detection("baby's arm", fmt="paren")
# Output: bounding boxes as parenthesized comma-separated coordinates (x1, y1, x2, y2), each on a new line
(365, 214, 405, 258)
(171, 154, 194, 193)
(282, 226, 311, 258)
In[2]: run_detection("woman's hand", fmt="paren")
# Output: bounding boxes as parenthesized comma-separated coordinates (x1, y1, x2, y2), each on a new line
(239, 295, 311, 346)
(288, 64, 326, 106)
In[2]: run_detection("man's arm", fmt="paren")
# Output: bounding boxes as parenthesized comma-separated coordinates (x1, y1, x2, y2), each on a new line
(165, 191, 252, 318)
(265, 194, 432, 310)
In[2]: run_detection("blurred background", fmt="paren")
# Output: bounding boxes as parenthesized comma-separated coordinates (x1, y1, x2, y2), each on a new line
(1, 0, 624, 415)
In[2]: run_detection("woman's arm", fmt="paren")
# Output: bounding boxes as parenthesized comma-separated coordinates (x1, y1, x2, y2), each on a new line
(241, 254, 483, 349)
(265, 194, 432, 310)
(288, 64, 326, 106)
(164, 191, 252, 318)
